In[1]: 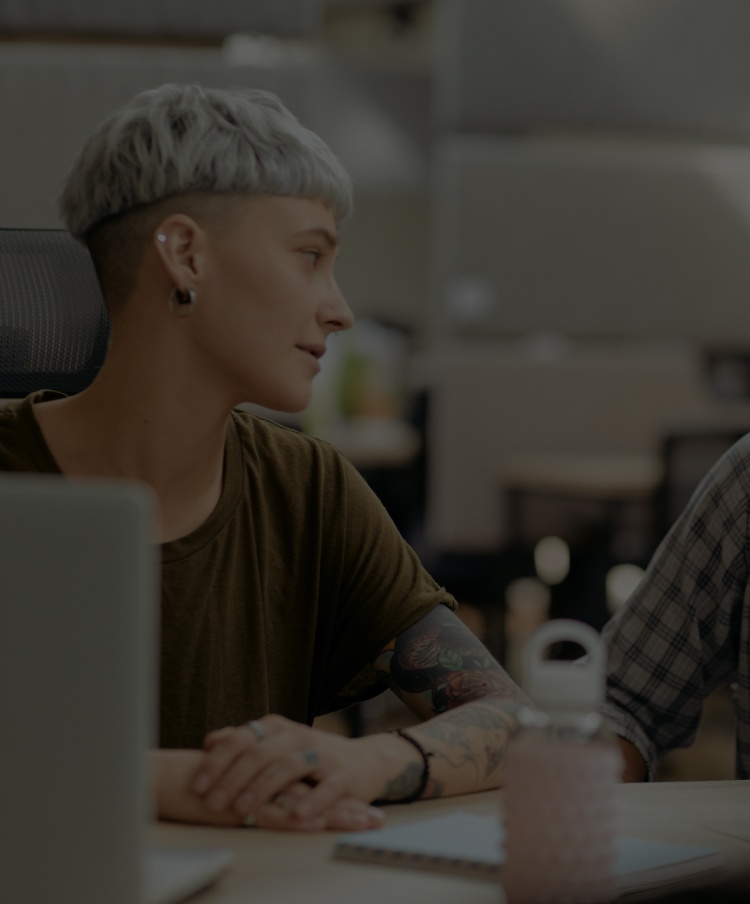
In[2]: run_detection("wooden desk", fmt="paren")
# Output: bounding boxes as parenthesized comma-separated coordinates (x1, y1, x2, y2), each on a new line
(151, 781, 750, 903)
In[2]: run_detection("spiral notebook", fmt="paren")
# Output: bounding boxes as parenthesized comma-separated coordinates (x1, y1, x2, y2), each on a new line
(335, 811, 723, 895)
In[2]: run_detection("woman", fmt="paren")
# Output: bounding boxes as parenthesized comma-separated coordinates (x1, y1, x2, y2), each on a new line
(0, 83, 528, 831)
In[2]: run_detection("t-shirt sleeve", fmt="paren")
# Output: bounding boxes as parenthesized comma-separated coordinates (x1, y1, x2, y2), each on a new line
(601, 436, 750, 779)
(314, 446, 457, 714)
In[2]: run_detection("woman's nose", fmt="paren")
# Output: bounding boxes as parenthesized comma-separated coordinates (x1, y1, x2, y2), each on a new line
(323, 280, 355, 333)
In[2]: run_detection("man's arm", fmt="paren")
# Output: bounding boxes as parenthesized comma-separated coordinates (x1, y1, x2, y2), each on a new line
(616, 737, 647, 782)
(600, 434, 750, 782)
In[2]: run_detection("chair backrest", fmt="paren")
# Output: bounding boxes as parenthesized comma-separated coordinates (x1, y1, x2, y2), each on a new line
(0, 228, 109, 398)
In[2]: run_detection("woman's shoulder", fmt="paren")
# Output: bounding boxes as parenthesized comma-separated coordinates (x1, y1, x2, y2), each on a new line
(0, 397, 26, 421)
(0, 404, 30, 471)
(0, 400, 21, 443)
(0, 392, 65, 473)
(0, 396, 37, 456)
(230, 408, 349, 468)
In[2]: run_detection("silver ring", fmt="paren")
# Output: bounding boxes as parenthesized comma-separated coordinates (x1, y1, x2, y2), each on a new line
(246, 719, 266, 741)
(300, 748, 319, 766)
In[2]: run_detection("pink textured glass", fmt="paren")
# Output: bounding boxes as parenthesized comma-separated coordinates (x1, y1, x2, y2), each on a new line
(501, 740, 622, 904)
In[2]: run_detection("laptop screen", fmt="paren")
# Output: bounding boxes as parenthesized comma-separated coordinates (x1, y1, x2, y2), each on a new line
(0, 475, 157, 903)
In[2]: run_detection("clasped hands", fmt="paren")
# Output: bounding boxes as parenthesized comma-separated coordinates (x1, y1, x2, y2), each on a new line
(161, 714, 418, 832)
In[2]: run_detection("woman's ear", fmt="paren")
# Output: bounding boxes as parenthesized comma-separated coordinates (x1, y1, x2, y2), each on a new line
(152, 214, 205, 289)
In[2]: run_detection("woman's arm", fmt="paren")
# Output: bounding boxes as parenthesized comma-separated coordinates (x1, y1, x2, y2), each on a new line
(153, 748, 385, 831)
(187, 608, 529, 826)
(370, 606, 529, 799)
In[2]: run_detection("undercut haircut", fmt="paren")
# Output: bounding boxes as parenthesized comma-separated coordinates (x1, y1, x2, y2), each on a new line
(58, 83, 353, 307)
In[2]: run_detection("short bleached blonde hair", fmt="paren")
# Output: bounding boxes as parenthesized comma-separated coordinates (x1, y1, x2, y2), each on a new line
(58, 83, 353, 306)
(60, 83, 352, 238)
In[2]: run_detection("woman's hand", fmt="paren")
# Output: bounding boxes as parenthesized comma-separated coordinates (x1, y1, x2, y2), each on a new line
(247, 780, 386, 832)
(189, 716, 419, 824)
(153, 748, 386, 831)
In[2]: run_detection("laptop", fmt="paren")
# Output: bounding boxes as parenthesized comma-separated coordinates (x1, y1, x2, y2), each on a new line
(0, 475, 233, 904)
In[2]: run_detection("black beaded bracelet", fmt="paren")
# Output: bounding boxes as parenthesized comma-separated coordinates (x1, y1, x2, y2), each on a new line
(375, 728, 434, 805)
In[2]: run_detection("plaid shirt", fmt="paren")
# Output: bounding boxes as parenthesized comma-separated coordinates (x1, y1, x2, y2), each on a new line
(602, 434, 750, 780)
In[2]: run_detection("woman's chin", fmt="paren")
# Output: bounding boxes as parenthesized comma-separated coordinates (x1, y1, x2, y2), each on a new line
(250, 390, 312, 416)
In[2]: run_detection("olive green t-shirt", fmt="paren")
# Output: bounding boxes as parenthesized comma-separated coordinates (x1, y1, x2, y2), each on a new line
(0, 392, 457, 748)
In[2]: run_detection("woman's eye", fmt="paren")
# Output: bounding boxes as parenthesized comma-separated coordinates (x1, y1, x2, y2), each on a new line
(303, 249, 322, 264)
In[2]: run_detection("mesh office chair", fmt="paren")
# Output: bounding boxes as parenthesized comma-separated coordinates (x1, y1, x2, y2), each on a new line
(0, 228, 109, 398)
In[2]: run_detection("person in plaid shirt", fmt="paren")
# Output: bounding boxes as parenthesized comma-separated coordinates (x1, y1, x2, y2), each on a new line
(602, 435, 750, 781)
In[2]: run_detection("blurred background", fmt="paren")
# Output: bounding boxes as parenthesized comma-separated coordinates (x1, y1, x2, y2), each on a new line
(2, 0, 747, 779)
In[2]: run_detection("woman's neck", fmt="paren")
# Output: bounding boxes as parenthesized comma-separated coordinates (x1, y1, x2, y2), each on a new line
(31, 362, 233, 543)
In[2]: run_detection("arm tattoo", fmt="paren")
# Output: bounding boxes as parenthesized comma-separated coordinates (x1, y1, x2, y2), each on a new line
(415, 696, 521, 782)
(377, 762, 430, 802)
(371, 609, 530, 794)
(374, 607, 529, 716)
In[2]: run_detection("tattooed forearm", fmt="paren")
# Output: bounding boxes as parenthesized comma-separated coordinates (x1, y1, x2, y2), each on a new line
(374, 607, 530, 720)
(411, 697, 521, 786)
(416, 695, 522, 742)
(370, 607, 530, 799)
(375, 761, 440, 803)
